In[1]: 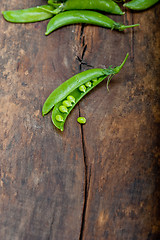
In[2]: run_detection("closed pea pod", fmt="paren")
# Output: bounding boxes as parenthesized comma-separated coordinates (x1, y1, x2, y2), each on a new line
(2, 5, 55, 23)
(45, 10, 139, 35)
(43, 53, 129, 131)
(47, 0, 124, 15)
(123, 0, 159, 11)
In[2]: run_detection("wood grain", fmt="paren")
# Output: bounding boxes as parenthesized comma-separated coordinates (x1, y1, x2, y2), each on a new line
(0, 1, 160, 240)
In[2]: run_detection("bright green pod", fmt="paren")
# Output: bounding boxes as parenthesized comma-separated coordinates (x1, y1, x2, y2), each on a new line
(123, 0, 159, 11)
(42, 68, 108, 115)
(2, 5, 55, 23)
(43, 53, 129, 131)
(45, 10, 139, 35)
(52, 76, 106, 131)
(42, 54, 130, 116)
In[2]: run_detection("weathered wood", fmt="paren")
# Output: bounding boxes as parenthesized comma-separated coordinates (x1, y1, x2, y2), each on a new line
(0, 1, 84, 240)
(0, 1, 160, 240)
(78, 5, 160, 240)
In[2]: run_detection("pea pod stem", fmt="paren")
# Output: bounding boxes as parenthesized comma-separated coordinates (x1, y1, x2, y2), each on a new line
(43, 53, 129, 131)
(2, 5, 55, 23)
(45, 10, 139, 35)
(106, 52, 129, 89)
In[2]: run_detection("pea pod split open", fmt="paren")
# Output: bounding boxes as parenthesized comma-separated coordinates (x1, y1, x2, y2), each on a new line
(45, 10, 139, 35)
(2, 5, 54, 23)
(42, 53, 129, 131)
(47, 0, 124, 15)
(123, 0, 159, 11)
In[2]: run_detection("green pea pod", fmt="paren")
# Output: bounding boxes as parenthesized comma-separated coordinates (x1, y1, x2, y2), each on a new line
(45, 10, 139, 35)
(43, 53, 129, 131)
(2, 5, 55, 23)
(123, 0, 159, 11)
(42, 68, 108, 115)
(47, 0, 124, 15)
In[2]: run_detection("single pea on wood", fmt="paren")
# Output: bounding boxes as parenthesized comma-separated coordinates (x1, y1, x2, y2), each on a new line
(43, 54, 129, 131)
(77, 117, 86, 125)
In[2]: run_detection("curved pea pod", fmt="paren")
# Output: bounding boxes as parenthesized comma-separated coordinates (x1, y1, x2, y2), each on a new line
(45, 10, 139, 35)
(2, 5, 55, 23)
(47, 0, 124, 15)
(123, 0, 159, 11)
(42, 68, 109, 115)
(43, 53, 129, 131)
(51, 75, 107, 131)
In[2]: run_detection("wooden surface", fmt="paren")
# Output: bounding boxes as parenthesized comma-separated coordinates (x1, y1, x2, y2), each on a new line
(0, 1, 160, 240)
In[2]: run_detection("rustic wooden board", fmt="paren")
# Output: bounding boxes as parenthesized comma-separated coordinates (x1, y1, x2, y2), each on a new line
(0, 1, 160, 240)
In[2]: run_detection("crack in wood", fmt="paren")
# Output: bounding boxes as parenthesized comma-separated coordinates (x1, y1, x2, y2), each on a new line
(80, 24, 85, 44)
(78, 25, 92, 239)
(47, 213, 55, 240)
(76, 55, 93, 70)
(78, 107, 91, 240)
(77, 24, 94, 71)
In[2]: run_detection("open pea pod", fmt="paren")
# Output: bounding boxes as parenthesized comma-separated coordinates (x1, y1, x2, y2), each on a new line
(51, 75, 107, 131)
(42, 53, 129, 131)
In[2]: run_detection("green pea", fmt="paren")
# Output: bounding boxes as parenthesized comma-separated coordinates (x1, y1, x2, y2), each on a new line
(92, 78, 98, 84)
(43, 54, 129, 131)
(85, 81, 92, 88)
(77, 117, 86, 124)
(42, 54, 129, 116)
(62, 100, 72, 107)
(79, 85, 86, 93)
(56, 115, 64, 122)
(67, 95, 75, 103)
(59, 105, 68, 113)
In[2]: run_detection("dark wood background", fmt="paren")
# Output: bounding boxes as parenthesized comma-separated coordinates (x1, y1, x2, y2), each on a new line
(0, 1, 160, 239)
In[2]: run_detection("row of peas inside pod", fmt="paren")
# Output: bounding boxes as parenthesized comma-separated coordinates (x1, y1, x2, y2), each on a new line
(42, 54, 129, 131)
